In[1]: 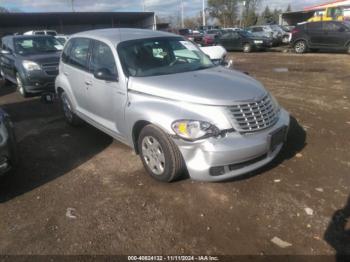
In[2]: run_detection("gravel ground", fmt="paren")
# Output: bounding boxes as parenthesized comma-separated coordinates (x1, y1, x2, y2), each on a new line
(0, 52, 349, 258)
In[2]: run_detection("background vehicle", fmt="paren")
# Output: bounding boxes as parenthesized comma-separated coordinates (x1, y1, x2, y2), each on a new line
(0, 35, 63, 97)
(55, 28, 289, 183)
(24, 30, 58, 36)
(246, 25, 282, 46)
(0, 108, 18, 177)
(219, 30, 272, 52)
(308, 7, 347, 22)
(178, 28, 203, 45)
(55, 35, 69, 45)
(291, 21, 350, 53)
(199, 45, 230, 66)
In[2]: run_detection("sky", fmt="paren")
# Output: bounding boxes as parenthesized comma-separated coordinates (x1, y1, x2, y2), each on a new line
(0, 0, 332, 17)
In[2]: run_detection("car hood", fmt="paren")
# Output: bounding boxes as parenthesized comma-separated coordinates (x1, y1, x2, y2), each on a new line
(18, 52, 61, 65)
(128, 67, 267, 106)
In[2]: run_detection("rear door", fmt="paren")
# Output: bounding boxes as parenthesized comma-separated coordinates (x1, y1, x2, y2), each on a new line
(322, 21, 347, 48)
(62, 37, 93, 114)
(307, 22, 324, 46)
(85, 40, 126, 136)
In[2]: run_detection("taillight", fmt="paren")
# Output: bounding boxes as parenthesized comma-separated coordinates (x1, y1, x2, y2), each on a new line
(292, 28, 299, 34)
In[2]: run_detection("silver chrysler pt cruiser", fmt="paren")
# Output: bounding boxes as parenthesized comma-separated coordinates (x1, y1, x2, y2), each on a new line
(55, 28, 290, 182)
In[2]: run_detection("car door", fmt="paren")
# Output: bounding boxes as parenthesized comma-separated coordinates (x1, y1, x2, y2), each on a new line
(85, 39, 127, 136)
(220, 33, 234, 50)
(62, 37, 92, 115)
(322, 22, 347, 48)
(0, 38, 16, 81)
(307, 22, 324, 47)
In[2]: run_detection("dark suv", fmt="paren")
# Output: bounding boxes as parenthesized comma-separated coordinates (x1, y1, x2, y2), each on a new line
(291, 21, 350, 54)
(0, 35, 63, 97)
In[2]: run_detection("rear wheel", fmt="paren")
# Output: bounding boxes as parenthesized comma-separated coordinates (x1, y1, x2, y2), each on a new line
(0, 69, 11, 86)
(243, 43, 252, 53)
(60, 91, 82, 126)
(16, 73, 28, 97)
(138, 124, 185, 182)
(347, 44, 350, 54)
(294, 40, 307, 54)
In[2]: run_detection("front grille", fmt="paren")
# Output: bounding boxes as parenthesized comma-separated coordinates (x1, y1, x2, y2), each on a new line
(227, 94, 279, 133)
(41, 62, 59, 76)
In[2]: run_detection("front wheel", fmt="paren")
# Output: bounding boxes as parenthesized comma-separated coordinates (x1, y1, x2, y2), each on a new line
(138, 125, 185, 182)
(243, 43, 252, 53)
(60, 91, 82, 126)
(16, 73, 28, 97)
(294, 40, 308, 54)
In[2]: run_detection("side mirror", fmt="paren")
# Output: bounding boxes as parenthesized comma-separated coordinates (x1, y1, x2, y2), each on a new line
(0, 49, 11, 55)
(94, 68, 118, 82)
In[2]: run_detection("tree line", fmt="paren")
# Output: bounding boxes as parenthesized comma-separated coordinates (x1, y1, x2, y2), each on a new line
(184, 0, 292, 29)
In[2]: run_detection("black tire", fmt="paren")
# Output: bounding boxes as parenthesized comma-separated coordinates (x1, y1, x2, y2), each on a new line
(0, 69, 11, 86)
(294, 40, 308, 54)
(16, 73, 29, 98)
(347, 45, 350, 54)
(243, 43, 252, 53)
(60, 91, 82, 126)
(138, 124, 185, 182)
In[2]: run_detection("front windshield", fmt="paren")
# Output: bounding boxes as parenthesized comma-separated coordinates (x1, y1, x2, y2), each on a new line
(239, 30, 254, 38)
(117, 37, 215, 77)
(14, 36, 63, 55)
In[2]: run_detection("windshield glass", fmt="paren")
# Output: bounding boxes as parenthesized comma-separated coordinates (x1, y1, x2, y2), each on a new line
(14, 36, 63, 55)
(239, 30, 254, 38)
(117, 37, 215, 77)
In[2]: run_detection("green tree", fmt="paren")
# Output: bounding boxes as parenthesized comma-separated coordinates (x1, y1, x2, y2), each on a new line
(286, 4, 292, 12)
(241, 0, 261, 27)
(207, 0, 239, 27)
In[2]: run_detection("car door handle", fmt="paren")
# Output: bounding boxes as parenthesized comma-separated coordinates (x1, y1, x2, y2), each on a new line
(64, 71, 69, 76)
(85, 80, 92, 86)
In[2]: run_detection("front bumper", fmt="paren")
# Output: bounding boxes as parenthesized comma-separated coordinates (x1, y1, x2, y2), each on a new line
(174, 109, 290, 182)
(21, 70, 57, 94)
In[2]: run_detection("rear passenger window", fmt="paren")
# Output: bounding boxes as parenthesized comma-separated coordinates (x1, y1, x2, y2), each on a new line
(69, 38, 91, 71)
(307, 22, 322, 31)
(90, 41, 118, 77)
(323, 22, 341, 31)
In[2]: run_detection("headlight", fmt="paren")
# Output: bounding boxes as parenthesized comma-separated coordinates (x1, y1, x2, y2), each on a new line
(254, 40, 263, 44)
(22, 60, 41, 71)
(172, 120, 220, 141)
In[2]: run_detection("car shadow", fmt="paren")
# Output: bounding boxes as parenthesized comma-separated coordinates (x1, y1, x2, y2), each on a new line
(324, 195, 350, 261)
(0, 99, 113, 203)
(223, 116, 307, 182)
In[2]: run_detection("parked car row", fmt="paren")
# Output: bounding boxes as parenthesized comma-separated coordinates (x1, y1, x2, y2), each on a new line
(0, 28, 290, 182)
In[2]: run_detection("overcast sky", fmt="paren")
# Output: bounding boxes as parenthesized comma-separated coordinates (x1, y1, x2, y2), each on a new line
(0, 0, 331, 17)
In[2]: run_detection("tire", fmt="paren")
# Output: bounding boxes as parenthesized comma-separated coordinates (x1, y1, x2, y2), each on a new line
(294, 40, 308, 54)
(138, 124, 185, 182)
(347, 45, 350, 54)
(60, 91, 82, 126)
(16, 73, 28, 97)
(0, 69, 12, 86)
(243, 43, 252, 53)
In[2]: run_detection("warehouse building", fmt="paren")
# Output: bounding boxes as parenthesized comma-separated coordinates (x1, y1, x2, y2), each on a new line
(0, 12, 156, 37)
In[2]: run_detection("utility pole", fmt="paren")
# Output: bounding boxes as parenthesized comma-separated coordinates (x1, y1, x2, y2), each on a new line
(202, 0, 206, 26)
(142, 0, 146, 12)
(181, 0, 184, 28)
(71, 0, 75, 12)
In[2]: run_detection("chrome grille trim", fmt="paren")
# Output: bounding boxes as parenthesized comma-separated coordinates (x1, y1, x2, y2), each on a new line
(227, 95, 279, 132)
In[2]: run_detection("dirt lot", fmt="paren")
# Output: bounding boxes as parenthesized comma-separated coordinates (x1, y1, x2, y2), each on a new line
(0, 52, 349, 258)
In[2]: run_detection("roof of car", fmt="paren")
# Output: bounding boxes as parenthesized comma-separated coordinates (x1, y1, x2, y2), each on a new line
(2, 34, 56, 40)
(72, 28, 179, 46)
